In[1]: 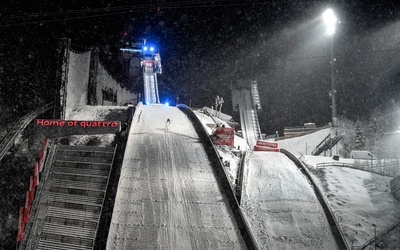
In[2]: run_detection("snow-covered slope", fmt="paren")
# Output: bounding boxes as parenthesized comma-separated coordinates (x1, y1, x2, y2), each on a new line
(305, 163, 400, 248)
(241, 151, 338, 249)
(106, 103, 246, 249)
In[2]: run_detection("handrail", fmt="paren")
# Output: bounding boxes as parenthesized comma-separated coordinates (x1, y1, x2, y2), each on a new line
(0, 102, 54, 162)
(311, 133, 331, 155)
(316, 162, 396, 177)
(358, 220, 400, 250)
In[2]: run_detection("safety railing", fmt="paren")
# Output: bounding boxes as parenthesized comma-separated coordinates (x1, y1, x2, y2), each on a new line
(316, 162, 396, 177)
(358, 220, 400, 250)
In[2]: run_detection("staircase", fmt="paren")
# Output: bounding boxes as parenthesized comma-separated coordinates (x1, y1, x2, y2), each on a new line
(35, 145, 116, 250)
(312, 134, 342, 156)
(250, 109, 262, 140)
(250, 81, 261, 111)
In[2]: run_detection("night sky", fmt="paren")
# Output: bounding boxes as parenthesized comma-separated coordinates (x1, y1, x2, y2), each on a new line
(1, 0, 400, 134)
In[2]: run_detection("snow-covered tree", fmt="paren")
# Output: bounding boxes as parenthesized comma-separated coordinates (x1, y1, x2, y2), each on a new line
(354, 122, 366, 150)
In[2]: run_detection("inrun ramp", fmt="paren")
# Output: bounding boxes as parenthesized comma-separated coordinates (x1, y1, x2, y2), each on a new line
(106, 104, 246, 249)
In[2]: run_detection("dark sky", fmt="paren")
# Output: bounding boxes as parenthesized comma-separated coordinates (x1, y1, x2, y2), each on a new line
(1, 0, 400, 134)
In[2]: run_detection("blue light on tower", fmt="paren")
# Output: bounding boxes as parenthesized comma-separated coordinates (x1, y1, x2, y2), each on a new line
(142, 44, 157, 54)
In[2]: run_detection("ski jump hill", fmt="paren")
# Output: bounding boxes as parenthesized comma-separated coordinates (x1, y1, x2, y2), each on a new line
(14, 42, 349, 249)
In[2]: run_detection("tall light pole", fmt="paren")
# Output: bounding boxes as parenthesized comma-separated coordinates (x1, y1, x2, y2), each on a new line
(323, 8, 338, 128)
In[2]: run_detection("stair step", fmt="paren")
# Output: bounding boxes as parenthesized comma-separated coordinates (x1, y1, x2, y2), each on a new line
(38, 239, 93, 250)
(42, 222, 96, 239)
(48, 192, 103, 206)
(47, 206, 99, 221)
(53, 161, 111, 170)
(40, 232, 93, 248)
(52, 179, 107, 191)
(57, 145, 115, 152)
(52, 168, 109, 178)
(55, 155, 113, 164)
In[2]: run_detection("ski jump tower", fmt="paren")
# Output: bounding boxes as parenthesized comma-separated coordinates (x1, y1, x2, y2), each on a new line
(232, 80, 263, 148)
(120, 39, 162, 104)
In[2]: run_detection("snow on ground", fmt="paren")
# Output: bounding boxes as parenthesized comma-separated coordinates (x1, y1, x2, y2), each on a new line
(241, 151, 338, 250)
(291, 140, 400, 249)
(304, 159, 400, 248)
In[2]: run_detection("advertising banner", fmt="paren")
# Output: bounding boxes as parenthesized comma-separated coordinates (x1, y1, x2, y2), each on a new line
(35, 119, 121, 137)
(17, 207, 25, 242)
(254, 145, 280, 152)
(256, 140, 279, 148)
(214, 127, 235, 147)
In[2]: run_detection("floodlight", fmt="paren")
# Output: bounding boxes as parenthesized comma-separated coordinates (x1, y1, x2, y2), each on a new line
(323, 8, 337, 35)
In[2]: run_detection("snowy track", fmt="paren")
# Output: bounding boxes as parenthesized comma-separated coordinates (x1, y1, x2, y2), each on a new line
(106, 104, 246, 249)
(241, 152, 339, 250)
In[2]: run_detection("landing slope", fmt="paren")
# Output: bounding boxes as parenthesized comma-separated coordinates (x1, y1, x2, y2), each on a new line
(241, 151, 338, 250)
(106, 104, 246, 249)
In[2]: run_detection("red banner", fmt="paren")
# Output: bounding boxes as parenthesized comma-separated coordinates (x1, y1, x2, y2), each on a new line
(35, 119, 121, 137)
(254, 145, 280, 152)
(31, 174, 38, 188)
(24, 191, 29, 209)
(25, 189, 35, 208)
(23, 208, 30, 225)
(28, 189, 35, 207)
(29, 176, 35, 192)
(34, 163, 39, 177)
(35, 174, 39, 187)
(43, 138, 48, 148)
(256, 140, 279, 148)
(17, 207, 25, 242)
(214, 127, 235, 147)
